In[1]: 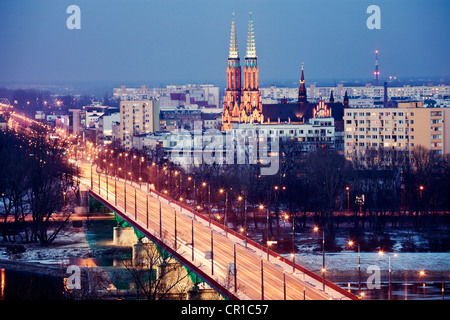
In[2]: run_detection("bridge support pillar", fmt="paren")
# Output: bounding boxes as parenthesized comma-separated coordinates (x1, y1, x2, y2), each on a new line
(113, 226, 138, 246)
(187, 288, 221, 300)
(80, 189, 90, 207)
(72, 189, 90, 227)
(157, 262, 192, 294)
(132, 239, 155, 264)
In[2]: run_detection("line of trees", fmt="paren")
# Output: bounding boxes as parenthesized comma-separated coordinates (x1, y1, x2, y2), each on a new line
(93, 139, 450, 252)
(0, 124, 77, 246)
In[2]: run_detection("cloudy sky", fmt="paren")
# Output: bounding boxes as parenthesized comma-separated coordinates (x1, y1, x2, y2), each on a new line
(0, 0, 449, 87)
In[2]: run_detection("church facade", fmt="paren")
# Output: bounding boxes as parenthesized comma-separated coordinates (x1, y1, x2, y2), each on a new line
(221, 13, 315, 131)
(221, 12, 348, 144)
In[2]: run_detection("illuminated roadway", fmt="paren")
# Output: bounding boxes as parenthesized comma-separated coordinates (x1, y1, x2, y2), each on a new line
(78, 161, 356, 301)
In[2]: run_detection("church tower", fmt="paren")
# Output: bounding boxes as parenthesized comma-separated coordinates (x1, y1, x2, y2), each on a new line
(298, 63, 308, 103)
(222, 12, 242, 130)
(241, 12, 262, 119)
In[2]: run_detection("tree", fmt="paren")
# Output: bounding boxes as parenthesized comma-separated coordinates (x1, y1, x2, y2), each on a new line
(303, 148, 352, 236)
(121, 241, 194, 300)
(0, 123, 77, 246)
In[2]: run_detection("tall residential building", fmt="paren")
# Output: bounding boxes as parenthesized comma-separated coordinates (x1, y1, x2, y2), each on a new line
(120, 100, 160, 149)
(344, 101, 450, 166)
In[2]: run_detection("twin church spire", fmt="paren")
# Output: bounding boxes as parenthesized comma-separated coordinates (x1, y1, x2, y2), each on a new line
(228, 12, 257, 60)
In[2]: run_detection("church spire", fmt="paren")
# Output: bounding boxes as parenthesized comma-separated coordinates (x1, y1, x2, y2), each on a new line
(246, 12, 256, 59)
(298, 62, 307, 103)
(229, 12, 239, 59)
(301, 62, 305, 81)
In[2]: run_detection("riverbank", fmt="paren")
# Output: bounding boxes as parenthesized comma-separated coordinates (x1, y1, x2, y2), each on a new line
(0, 212, 133, 300)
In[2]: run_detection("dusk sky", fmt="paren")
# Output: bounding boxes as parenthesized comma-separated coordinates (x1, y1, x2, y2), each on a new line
(0, 0, 449, 87)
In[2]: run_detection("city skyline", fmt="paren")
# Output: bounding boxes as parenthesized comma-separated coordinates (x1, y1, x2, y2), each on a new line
(0, 1, 449, 304)
(0, 0, 449, 88)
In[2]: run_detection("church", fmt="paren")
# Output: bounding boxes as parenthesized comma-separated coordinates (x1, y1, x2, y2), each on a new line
(221, 13, 347, 131)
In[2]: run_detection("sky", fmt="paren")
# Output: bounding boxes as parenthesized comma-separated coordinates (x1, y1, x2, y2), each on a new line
(0, 0, 449, 88)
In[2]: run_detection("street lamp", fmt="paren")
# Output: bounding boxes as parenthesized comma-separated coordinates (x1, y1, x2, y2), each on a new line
(419, 185, 424, 198)
(259, 204, 271, 260)
(346, 186, 350, 211)
(152, 162, 159, 199)
(139, 156, 144, 188)
(314, 226, 326, 292)
(238, 194, 247, 248)
(419, 270, 426, 297)
(347, 240, 361, 297)
(189, 177, 196, 220)
(418, 185, 425, 216)
(377, 249, 398, 300)
(219, 188, 228, 237)
(290, 214, 295, 273)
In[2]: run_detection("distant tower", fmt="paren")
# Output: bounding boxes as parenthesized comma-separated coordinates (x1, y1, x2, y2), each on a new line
(383, 82, 388, 107)
(343, 90, 349, 107)
(329, 90, 335, 103)
(374, 50, 380, 86)
(298, 62, 308, 103)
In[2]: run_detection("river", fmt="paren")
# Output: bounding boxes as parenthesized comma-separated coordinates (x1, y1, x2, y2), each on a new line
(0, 212, 448, 300)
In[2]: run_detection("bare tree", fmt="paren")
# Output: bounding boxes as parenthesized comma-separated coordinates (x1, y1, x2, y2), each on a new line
(121, 241, 194, 300)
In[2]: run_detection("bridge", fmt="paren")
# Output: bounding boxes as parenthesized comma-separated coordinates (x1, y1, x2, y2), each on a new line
(79, 161, 357, 300)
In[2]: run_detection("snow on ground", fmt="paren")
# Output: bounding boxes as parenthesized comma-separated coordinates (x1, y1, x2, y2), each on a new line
(0, 226, 91, 265)
(1, 213, 448, 277)
(289, 251, 450, 274)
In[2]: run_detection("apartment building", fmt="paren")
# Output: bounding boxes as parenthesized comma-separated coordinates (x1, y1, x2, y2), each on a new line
(261, 84, 450, 101)
(231, 117, 336, 152)
(344, 101, 450, 166)
(120, 100, 160, 149)
(113, 84, 220, 109)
